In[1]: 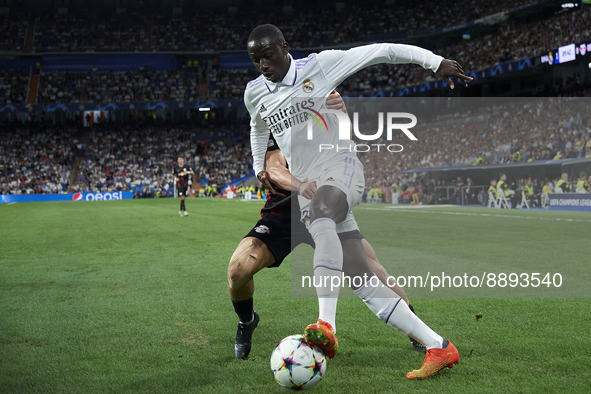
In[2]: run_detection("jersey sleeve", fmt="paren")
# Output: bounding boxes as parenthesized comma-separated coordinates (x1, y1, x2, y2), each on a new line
(244, 90, 271, 176)
(316, 43, 444, 88)
(244, 89, 269, 133)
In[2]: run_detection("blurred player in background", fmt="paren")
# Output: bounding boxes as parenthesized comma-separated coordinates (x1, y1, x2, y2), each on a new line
(173, 157, 194, 216)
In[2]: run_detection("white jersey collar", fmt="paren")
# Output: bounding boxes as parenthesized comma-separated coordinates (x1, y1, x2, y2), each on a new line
(264, 54, 296, 92)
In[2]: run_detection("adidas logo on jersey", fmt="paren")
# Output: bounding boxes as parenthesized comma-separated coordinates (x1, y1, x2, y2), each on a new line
(326, 177, 335, 182)
(260, 104, 267, 113)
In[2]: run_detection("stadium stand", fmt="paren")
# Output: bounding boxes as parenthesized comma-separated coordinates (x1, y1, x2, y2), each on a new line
(356, 97, 591, 188)
(0, 14, 27, 51)
(1, 1, 541, 53)
(1, 2, 589, 102)
(0, 69, 30, 104)
(0, 122, 252, 196)
(77, 124, 251, 196)
(0, 124, 76, 195)
(1, 1, 590, 202)
(33, 13, 147, 52)
(37, 68, 201, 104)
(340, 5, 591, 96)
(9, 3, 588, 102)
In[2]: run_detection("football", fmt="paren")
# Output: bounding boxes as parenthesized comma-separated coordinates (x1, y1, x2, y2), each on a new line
(270, 335, 326, 390)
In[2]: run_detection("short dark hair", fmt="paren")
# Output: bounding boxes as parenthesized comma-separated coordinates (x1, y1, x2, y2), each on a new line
(248, 24, 286, 45)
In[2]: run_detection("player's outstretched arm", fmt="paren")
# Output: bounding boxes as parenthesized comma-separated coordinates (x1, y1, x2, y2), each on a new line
(318, 43, 472, 90)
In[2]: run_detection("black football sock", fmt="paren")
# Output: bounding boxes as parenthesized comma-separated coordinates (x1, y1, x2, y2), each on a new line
(233, 298, 254, 324)
(180, 200, 186, 211)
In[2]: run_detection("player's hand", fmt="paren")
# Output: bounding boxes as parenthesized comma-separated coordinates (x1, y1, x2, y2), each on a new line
(436, 59, 473, 89)
(326, 90, 347, 114)
(298, 181, 317, 199)
(259, 171, 286, 197)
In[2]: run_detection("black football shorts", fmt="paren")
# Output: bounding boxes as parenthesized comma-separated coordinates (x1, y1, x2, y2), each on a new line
(244, 214, 363, 268)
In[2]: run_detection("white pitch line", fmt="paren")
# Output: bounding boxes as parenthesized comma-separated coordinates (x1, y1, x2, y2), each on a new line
(384, 204, 455, 209)
(358, 207, 591, 223)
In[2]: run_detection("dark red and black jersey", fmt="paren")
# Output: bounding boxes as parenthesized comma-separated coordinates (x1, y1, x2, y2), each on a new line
(173, 164, 192, 188)
(260, 191, 296, 217)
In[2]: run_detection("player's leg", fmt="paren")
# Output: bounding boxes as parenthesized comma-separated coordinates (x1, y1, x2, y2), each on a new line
(303, 155, 365, 358)
(182, 195, 189, 215)
(361, 238, 409, 304)
(340, 237, 458, 379)
(229, 215, 295, 359)
(361, 238, 426, 352)
(178, 188, 187, 215)
(302, 184, 348, 358)
(228, 236, 276, 359)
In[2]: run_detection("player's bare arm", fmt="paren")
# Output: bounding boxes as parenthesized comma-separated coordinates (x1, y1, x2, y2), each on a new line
(436, 59, 473, 89)
(262, 150, 317, 199)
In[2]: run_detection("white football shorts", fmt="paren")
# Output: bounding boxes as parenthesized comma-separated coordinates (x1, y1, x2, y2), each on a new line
(297, 155, 364, 233)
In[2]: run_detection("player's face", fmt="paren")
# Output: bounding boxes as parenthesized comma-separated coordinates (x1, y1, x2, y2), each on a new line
(247, 37, 290, 83)
(178, 158, 184, 166)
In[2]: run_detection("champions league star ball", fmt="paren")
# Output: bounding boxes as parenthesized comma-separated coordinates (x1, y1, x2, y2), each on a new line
(270, 335, 326, 390)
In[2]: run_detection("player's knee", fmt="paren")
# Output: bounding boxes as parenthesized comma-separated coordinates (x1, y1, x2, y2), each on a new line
(310, 186, 348, 222)
(227, 239, 263, 289)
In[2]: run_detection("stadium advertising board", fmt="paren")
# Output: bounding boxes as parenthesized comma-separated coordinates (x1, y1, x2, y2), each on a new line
(540, 41, 591, 65)
(548, 194, 591, 212)
(1, 191, 133, 203)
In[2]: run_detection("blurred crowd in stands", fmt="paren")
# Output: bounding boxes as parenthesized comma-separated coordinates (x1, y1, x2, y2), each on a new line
(33, 13, 147, 52)
(0, 124, 76, 195)
(0, 123, 252, 197)
(0, 1, 538, 53)
(3, 2, 591, 200)
(76, 124, 251, 197)
(0, 14, 26, 51)
(340, 5, 591, 95)
(37, 68, 200, 104)
(0, 3, 588, 103)
(0, 68, 29, 105)
(359, 97, 591, 200)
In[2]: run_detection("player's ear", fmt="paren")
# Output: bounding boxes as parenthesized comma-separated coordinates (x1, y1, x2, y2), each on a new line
(281, 42, 289, 56)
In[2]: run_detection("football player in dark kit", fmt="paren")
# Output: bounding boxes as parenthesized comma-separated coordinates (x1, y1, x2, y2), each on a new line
(173, 157, 194, 217)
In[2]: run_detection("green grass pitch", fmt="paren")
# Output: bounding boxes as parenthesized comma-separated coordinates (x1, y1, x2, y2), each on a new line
(1, 198, 590, 393)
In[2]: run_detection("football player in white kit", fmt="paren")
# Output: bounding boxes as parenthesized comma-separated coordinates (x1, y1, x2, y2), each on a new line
(244, 24, 471, 378)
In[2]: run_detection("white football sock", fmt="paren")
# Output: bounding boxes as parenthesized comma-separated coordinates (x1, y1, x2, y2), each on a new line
(309, 218, 342, 333)
(317, 298, 338, 333)
(354, 275, 443, 349)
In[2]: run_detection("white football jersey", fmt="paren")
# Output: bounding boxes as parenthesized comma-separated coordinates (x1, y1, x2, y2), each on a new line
(245, 43, 443, 181)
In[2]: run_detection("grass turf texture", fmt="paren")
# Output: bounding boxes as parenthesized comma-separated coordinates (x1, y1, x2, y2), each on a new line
(0, 199, 589, 393)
